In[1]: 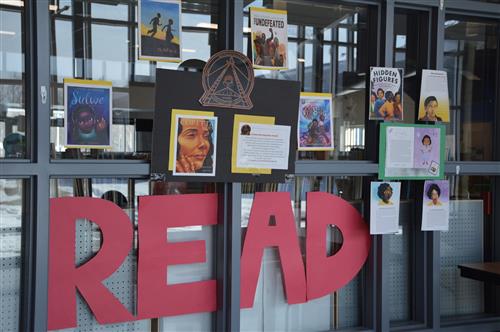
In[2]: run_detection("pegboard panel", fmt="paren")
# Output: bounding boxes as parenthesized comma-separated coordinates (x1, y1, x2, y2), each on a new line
(440, 200, 484, 317)
(53, 218, 149, 332)
(0, 178, 23, 332)
(337, 272, 362, 329)
(388, 200, 412, 322)
(0, 255, 21, 332)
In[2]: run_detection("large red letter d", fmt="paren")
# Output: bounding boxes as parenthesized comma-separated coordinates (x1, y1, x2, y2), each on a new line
(306, 192, 371, 300)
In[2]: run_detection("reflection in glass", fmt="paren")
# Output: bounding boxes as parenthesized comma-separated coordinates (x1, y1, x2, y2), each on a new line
(388, 181, 415, 325)
(49, 0, 219, 160)
(0, 179, 24, 331)
(444, 17, 499, 161)
(243, 1, 372, 160)
(0, 2, 26, 158)
(440, 176, 499, 321)
(389, 9, 429, 326)
(392, 10, 430, 125)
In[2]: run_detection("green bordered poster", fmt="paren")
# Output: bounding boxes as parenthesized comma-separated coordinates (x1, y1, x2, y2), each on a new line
(379, 122, 445, 180)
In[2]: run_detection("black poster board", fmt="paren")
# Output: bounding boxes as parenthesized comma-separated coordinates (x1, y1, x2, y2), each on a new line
(151, 69, 300, 183)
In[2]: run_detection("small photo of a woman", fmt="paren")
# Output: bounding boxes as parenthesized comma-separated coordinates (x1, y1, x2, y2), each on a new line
(240, 124, 251, 135)
(377, 182, 394, 205)
(426, 183, 442, 206)
(173, 115, 217, 176)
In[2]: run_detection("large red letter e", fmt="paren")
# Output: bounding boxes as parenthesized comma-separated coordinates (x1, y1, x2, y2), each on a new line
(48, 197, 134, 330)
(137, 194, 217, 318)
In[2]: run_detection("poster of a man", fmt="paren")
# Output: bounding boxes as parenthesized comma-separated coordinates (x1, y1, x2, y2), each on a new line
(139, 0, 181, 62)
(250, 7, 288, 70)
(418, 70, 450, 122)
(418, 96, 442, 122)
(172, 114, 217, 176)
(64, 79, 112, 149)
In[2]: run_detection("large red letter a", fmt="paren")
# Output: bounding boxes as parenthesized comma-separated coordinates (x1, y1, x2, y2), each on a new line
(240, 192, 306, 308)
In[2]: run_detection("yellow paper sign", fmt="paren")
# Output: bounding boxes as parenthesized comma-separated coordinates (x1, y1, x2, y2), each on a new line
(232, 114, 275, 174)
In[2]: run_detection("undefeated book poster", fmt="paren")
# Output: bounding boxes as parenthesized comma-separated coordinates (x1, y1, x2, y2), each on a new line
(139, 0, 182, 62)
(250, 7, 288, 70)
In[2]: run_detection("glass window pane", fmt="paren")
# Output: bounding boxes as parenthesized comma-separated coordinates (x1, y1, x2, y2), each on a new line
(444, 16, 499, 161)
(392, 9, 429, 127)
(288, 24, 298, 38)
(49, 0, 219, 160)
(387, 181, 417, 325)
(51, 0, 72, 16)
(0, 2, 26, 159)
(303, 43, 313, 91)
(440, 176, 500, 322)
(91, 24, 129, 85)
(338, 27, 347, 43)
(240, 176, 368, 331)
(0, 178, 25, 331)
(389, 9, 430, 327)
(91, 2, 128, 21)
(243, 1, 372, 161)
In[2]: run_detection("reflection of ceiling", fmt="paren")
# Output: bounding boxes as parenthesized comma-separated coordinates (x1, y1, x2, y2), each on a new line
(394, 13, 408, 36)
(245, 0, 361, 29)
(445, 20, 493, 42)
(285, 1, 359, 28)
(182, 0, 218, 16)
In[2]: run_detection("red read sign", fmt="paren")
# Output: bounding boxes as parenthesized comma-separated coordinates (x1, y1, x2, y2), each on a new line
(48, 192, 370, 330)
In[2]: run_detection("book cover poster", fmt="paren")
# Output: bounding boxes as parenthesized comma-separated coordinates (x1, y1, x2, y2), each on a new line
(297, 92, 334, 151)
(418, 70, 450, 122)
(422, 180, 450, 231)
(172, 114, 217, 176)
(369, 67, 404, 121)
(370, 181, 401, 234)
(64, 79, 112, 149)
(139, 0, 181, 62)
(413, 127, 441, 172)
(250, 7, 288, 70)
(168, 109, 214, 171)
